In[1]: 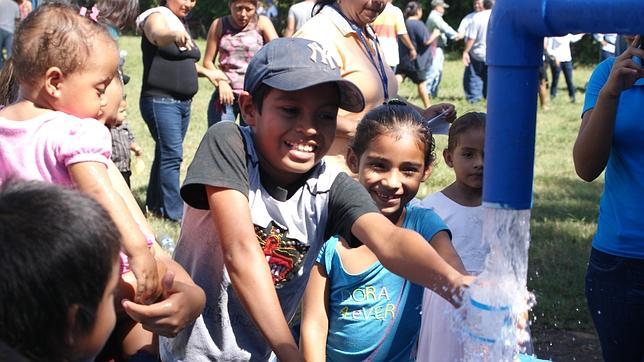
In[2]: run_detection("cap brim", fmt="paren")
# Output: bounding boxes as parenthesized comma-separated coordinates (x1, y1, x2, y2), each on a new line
(262, 70, 365, 113)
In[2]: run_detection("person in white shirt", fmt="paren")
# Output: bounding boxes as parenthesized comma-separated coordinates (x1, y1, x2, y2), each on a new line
(457, 0, 484, 103)
(461, 0, 493, 102)
(592, 33, 617, 61)
(283, 0, 315, 37)
(545, 33, 584, 103)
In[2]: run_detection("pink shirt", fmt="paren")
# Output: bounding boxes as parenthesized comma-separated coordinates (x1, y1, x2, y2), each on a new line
(0, 111, 111, 187)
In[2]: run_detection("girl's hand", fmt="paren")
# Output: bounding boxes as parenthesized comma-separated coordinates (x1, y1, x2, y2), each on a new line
(423, 103, 457, 124)
(218, 81, 235, 106)
(603, 35, 644, 97)
(174, 29, 194, 51)
(129, 249, 162, 304)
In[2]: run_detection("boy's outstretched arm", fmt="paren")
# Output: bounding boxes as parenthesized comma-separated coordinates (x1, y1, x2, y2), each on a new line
(206, 185, 303, 362)
(300, 263, 330, 362)
(352, 213, 474, 307)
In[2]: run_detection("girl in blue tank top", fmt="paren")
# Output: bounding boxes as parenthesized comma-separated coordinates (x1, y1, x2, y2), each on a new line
(300, 102, 467, 361)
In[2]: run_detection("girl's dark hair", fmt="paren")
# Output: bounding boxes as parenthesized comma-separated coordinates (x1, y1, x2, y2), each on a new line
(0, 59, 19, 106)
(350, 102, 435, 169)
(313, 0, 335, 16)
(95, 0, 140, 31)
(447, 112, 486, 151)
(0, 180, 121, 361)
(10, 2, 116, 87)
(404, 1, 422, 18)
(228, 0, 259, 5)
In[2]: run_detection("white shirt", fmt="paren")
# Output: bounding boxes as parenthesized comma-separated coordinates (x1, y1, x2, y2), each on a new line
(464, 9, 491, 62)
(545, 34, 584, 62)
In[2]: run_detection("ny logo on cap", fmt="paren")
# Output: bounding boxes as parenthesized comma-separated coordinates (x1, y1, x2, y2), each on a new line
(307, 42, 337, 70)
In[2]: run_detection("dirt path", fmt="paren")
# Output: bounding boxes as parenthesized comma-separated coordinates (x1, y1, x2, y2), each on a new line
(531, 328, 602, 361)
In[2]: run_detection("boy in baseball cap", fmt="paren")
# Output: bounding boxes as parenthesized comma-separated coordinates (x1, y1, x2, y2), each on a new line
(162, 38, 472, 361)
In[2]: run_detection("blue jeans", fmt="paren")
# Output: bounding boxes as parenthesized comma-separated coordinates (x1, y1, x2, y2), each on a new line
(425, 47, 444, 98)
(585, 248, 644, 362)
(140, 96, 191, 222)
(549, 59, 575, 101)
(0, 28, 13, 69)
(470, 57, 488, 100)
(463, 62, 484, 103)
(207, 90, 243, 127)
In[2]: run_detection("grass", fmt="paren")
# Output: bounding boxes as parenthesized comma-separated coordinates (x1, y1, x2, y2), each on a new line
(118, 35, 600, 340)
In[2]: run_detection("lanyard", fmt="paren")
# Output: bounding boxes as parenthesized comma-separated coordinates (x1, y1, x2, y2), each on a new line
(330, 4, 389, 101)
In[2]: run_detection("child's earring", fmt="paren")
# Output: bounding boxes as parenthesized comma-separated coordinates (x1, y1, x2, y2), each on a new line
(44, 67, 64, 98)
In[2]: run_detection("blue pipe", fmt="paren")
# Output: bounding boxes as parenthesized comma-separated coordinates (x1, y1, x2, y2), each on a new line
(484, 0, 644, 209)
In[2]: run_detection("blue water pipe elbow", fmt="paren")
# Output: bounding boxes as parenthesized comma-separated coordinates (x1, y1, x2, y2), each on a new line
(484, 0, 644, 210)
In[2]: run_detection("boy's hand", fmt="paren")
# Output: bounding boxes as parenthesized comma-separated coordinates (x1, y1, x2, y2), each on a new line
(129, 250, 161, 304)
(122, 270, 206, 337)
(131, 143, 143, 157)
(218, 81, 235, 106)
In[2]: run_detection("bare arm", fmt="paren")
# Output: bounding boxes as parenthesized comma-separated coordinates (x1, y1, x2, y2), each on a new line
(258, 15, 279, 42)
(283, 14, 296, 37)
(462, 38, 474, 66)
(203, 18, 223, 70)
(430, 231, 467, 275)
(399, 33, 417, 60)
(573, 37, 644, 181)
(352, 213, 473, 307)
(300, 263, 330, 362)
(425, 28, 441, 46)
(141, 12, 193, 50)
(70, 162, 160, 303)
(206, 185, 303, 361)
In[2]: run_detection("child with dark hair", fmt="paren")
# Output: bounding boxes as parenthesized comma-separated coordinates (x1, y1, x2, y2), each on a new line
(300, 102, 466, 361)
(161, 37, 473, 361)
(417, 112, 487, 361)
(0, 180, 121, 362)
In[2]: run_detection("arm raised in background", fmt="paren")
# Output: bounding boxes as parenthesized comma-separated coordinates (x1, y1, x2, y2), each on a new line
(573, 36, 644, 182)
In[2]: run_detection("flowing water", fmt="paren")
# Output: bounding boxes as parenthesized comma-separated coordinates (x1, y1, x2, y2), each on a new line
(456, 208, 536, 361)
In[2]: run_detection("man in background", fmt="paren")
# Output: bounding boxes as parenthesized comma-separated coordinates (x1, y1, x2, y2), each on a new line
(0, 0, 20, 69)
(462, 0, 493, 102)
(283, 0, 315, 37)
(424, 0, 461, 97)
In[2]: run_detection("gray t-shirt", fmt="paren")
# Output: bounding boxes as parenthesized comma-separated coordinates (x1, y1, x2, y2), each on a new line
(0, 0, 20, 33)
(465, 9, 491, 62)
(161, 122, 378, 361)
(287, 0, 315, 33)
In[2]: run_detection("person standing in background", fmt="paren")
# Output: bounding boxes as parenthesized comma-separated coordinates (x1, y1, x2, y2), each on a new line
(16, 0, 32, 20)
(0, 0, 20, 69)
(457, 0, 484, 103)
(372, 0, 416, 71)
(461, 0, 493, 102)
(545, 33, 584, 103)
(424, 0, 461, 98)
(283, 0, 315, 37)
(593, 33, 617, 62)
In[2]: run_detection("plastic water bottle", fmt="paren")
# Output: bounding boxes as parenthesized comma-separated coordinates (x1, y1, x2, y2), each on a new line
(221, 103, 236, 123)
(160, 235, 175, 255)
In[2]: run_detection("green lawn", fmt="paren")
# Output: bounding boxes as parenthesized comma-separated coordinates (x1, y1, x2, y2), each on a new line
(119, 35, 600, 350)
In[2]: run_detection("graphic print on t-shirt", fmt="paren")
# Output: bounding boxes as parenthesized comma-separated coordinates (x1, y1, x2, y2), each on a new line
(254, 220, 309, 287)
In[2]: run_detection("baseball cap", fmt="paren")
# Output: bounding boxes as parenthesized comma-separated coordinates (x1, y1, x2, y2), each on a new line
(431, 0, 450, 8)
(244, 38, 365, 113)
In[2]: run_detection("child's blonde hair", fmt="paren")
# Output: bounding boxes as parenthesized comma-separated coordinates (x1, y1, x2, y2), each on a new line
(11, 3, 116, 86)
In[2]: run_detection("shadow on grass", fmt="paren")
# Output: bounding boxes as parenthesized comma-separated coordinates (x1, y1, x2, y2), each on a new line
(529, 176, 603, 332)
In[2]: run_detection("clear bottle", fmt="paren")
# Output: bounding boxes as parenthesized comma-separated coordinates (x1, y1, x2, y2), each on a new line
(159, 235, 175, 255)
(221, 103, 236, 123)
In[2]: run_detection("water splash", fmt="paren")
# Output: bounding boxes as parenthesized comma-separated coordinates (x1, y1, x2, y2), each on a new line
(455, 208, 536, 361)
